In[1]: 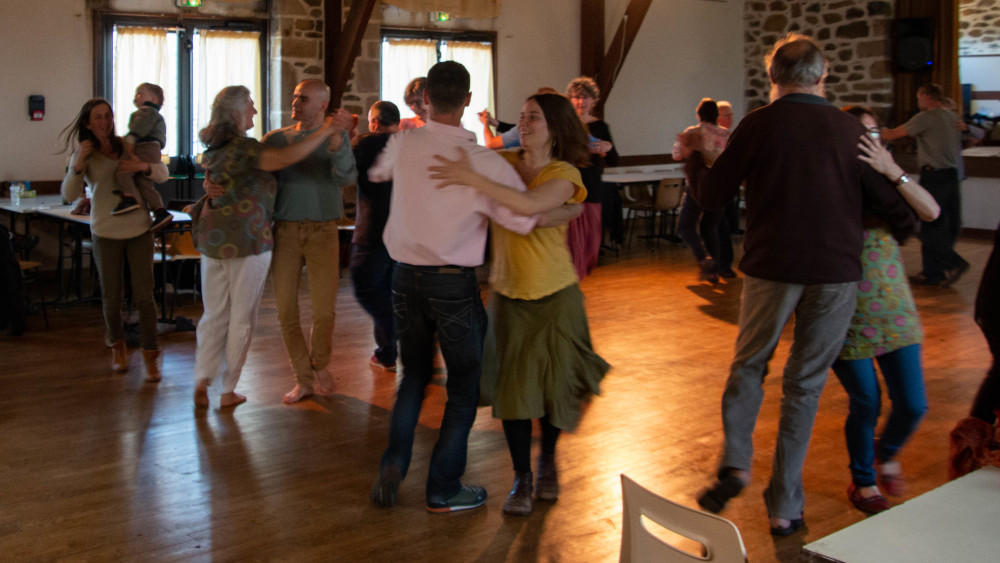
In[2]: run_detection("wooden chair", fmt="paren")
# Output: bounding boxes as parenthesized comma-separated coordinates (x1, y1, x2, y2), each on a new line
(621, 182, 657, 248)
(620, 474, 747, 563)
(651, 177, 685, 242)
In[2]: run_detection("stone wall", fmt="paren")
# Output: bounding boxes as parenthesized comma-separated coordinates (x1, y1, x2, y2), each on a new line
(267, 1, 382, 132)
(341, 4, 384, 132)
(960, 0, 1000, 56)
(743, 1, 894, 116)
(269, 0, 325, 128)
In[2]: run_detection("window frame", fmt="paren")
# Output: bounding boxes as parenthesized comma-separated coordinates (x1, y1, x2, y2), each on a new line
(93, 11, 269, 159)
(379, 27, 498, 113)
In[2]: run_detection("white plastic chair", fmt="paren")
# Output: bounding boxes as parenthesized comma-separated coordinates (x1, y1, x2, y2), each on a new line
(620, 474, 747, 563)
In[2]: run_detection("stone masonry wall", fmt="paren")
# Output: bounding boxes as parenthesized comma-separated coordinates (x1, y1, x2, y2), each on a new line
(268, 0, 381, 132)
(960, 0, 1000, 55)
(269, 0, 325, 128)
(341, 4, 383, 132)
(743, 1, 895, 116)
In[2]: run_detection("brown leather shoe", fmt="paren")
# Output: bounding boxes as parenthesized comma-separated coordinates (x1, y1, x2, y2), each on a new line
(502, 471, 533, 516)
(535, 454, 559, 500)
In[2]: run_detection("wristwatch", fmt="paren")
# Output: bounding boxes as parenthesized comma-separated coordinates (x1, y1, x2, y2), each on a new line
(894, 173, 910, 186)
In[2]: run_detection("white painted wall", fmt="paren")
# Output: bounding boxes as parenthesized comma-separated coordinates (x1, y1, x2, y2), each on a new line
(494, 0, 581, 120)
(603, 0, 745, 157)
(960, 56, 1000, 117)
(1, 0, 92, 182)
(494, 0, 744, 158)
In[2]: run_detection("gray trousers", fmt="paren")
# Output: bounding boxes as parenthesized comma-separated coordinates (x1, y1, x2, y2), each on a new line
(92, 232, 159, 350)
(720, 276, 856, 519)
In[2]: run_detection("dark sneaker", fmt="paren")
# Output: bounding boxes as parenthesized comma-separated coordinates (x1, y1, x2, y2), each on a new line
(112, 196, 141, 215)
(370, 355, 397, 372)
(370, 465, 402, 508)
(426, 484, 487, 513)
(697, 471, 746, 513)
(150, 208, 174, 233)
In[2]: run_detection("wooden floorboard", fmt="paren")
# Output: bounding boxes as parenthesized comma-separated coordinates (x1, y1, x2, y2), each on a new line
(1, 234, 994, 562)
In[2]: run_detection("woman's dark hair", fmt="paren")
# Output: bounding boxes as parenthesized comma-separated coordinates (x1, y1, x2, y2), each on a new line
(199, 85, 251, 149)
(528, 93, 590, 167)
(697, 98, 719, 125)
(58, 98, 123, 156)
(841, 104, 879, 125)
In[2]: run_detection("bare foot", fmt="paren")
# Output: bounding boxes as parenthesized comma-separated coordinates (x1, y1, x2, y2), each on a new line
(313, 368, 334, 395)
(282, 384, 313, 405)
(220, 392, 247, 408)
(194, 380, 210, 408)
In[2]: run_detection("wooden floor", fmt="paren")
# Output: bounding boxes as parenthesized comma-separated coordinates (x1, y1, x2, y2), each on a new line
(1, 234, 994, 562)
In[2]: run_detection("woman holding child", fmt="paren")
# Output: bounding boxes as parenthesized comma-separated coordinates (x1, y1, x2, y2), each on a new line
(61, 98, 169, 382)
(429, 93, 610, 516)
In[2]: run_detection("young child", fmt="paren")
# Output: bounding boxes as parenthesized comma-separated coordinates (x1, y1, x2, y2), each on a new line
(113, 82, 172, 232)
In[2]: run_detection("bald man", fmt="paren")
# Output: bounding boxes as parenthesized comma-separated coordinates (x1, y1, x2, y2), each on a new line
(264, 79, 357, 404)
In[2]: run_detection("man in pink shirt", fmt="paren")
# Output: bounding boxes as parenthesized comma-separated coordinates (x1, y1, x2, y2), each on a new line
(369, 61, 578, 513)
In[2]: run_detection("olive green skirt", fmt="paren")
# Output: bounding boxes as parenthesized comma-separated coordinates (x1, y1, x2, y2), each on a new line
(486, 284, 610, 431)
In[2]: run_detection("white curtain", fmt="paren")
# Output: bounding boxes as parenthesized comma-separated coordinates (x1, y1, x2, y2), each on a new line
(443, 41, 494, 139)
(113, 26, 172, 153)
(193, 29, 263, 150)
(380, 38, 438, 122)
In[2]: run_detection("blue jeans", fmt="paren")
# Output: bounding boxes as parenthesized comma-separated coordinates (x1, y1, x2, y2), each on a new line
(350, 243, 396, 365)
(832, 344, 928, 487)
(380, 263, 486, 502)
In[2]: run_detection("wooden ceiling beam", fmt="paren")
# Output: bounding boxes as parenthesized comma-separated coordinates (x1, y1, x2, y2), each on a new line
(326, 0, 378, 107)
(580, 0, 605, 80)
(593, 0, 652, 116)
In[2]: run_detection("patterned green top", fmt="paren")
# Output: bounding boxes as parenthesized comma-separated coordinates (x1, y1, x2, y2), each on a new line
(194, 137, 276, 259)
(838, 226, 923, 360)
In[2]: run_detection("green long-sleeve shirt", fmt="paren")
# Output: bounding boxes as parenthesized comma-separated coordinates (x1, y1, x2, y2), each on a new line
(263, 126, 357, 222)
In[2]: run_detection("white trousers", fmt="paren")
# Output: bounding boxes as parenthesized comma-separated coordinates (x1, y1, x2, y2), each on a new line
(194, 252, 272, 395)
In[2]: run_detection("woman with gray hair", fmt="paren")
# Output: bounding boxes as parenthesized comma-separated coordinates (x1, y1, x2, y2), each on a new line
(566, 76, 618, 277)
(191, 85, 339, 408)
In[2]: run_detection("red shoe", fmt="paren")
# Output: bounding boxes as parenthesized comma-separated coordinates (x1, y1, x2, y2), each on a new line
(877, 463, 908, 497)
(847, 483, 890, 514)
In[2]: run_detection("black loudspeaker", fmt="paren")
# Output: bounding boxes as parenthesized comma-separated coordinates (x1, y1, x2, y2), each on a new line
(895, 18, 934, 72)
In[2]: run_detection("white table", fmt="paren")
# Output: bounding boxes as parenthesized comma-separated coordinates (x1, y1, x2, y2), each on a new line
(803, 465, 1000, 562)
(601, 169, 686, 184)
(36, 207, 192, 320)
(1, 195, 71, 257)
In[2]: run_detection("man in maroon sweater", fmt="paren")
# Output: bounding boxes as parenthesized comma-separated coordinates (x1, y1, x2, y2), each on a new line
(692, 34, 918, 535)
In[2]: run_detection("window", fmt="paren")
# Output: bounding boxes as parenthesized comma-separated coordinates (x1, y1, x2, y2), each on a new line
(380, 30, 495, 140)
(97, 16, 266, 158)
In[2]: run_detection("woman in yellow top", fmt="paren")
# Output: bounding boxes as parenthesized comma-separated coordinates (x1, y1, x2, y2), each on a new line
(430, 93, 611, 516)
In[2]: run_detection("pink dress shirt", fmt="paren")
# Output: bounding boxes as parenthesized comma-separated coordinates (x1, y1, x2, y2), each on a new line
(370, 119, 538, 267)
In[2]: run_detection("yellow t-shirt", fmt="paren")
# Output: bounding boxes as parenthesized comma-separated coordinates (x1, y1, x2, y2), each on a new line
(489, 151, 587, 300)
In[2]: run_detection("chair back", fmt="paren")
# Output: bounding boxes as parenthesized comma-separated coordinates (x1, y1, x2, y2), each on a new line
(620, 474, 747, 563)
(621, 183, 655, 209)
(653, 178, 685, 211)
